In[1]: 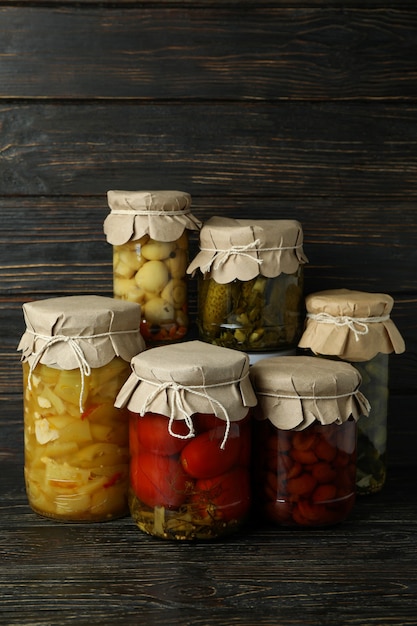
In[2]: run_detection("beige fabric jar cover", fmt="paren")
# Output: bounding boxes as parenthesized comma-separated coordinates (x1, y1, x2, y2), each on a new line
(298, 289, 405, 362)
(187, 216, 308, 283)
(250, 355, 370, 431)
(104, 190, 202, 245)
(18, 295, 146, 409)
(115, 340, 258, 448)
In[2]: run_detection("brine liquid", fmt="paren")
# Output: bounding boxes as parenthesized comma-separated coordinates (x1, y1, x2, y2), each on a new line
(23, 358, 131, 521)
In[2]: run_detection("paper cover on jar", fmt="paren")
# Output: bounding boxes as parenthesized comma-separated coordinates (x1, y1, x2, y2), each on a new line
(104, 190, 202, 245)
(298, 289, 405, 362)
(18, 295, 146, 370)
(115, 340, 257, 422)
(187, 216, 308, 283)
(250, 355, 370, 431)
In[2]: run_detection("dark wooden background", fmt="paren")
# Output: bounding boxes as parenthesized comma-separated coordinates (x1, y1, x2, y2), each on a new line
(1, 2, 417, 625)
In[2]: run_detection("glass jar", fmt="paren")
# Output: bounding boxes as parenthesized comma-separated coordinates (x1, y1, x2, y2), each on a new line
(250, 356, 370, 527)
(104, 189, 201, 345)
(298, 289, 405, 495)
(18, 295, 145, 522)
(187, 217, 307, 352)
(115, 340, 257, 540)
(351, 353, 389, 494)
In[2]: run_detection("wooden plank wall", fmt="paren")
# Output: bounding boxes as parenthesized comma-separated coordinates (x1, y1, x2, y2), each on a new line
(1, 0, 416, 464)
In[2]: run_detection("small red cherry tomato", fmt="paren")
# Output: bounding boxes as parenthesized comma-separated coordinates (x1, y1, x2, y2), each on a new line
(135, 412, 190, 456)
(194, 467, 250, 522)
(180, 424, 241, 479)
(130, 452, 191, 509)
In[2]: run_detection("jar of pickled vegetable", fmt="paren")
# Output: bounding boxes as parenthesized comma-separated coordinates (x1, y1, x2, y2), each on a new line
(299, 289, 405, 495)
(187, 217, 308, 352)
(298, 289, 405, 495)
(115, 340, 257, 540)
(250, 356, 370, 527)
(104, 189, 201, 345)
(18, 295, 146, 522)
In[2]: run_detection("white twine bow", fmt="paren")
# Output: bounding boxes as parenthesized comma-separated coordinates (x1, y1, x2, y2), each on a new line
(137, 376, 249, 449)
(200, 240, 305, 273)
(26, 329, 135, 413)
(307, 312, 390, 342)
(201, 239, 263, 272)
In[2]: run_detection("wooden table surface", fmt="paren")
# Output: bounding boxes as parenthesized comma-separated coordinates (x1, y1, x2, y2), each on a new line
(1, 401, 416, 626)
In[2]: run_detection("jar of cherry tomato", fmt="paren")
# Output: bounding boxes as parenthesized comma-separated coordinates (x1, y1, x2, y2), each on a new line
(115, 340, 257, 540)
(104, 189, 201, 345)
(187, 217, 308, 352)
(18, 295, 145, 522)
(298, 289, 405, 495)
(250, 356, 370, 527)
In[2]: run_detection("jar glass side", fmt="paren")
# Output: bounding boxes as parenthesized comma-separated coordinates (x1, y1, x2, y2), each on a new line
(23, 357, 131, 522)
(113, 231, 189, 344)
(128, 410, 252, 540)
(198, 268, 304, 352)
(253, 418, 357, 526)
(352, 353, 389, 495)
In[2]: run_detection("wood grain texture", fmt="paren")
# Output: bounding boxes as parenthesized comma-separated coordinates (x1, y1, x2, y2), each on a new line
(0, 410, 416, 626)
(1, 102, 417, 196)
(0, 2, 416, 619)
(1, 6, 417, 100)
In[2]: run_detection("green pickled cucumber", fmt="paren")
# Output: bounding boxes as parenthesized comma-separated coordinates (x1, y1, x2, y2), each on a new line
(201, 280, 234, 337)
(200, 274, 302, 350)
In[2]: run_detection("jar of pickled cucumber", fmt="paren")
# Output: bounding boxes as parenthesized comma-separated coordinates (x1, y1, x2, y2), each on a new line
(18, 295, 146, 522)
(104, 189, 201, 345)
(298, 289, 405, 495)
(187, 217, 308, 352)
(115, 340, 257, 540)
(250, 356, 370, 527)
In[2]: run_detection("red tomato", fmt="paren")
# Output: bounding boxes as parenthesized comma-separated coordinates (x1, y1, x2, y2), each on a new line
(135, 412, 190, 456)
(130, 452, 191, 509)
(193, 468, 250, 522)
(180, 424, 241, 479)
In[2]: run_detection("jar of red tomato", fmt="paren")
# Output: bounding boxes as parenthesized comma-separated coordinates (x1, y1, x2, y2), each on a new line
(104, 189, 201, 345)
(250, 356, 370, 527)
(115, 340, 257, 540)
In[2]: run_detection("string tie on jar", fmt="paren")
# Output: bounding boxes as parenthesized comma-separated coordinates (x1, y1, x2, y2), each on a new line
(307, 312, 390, 342)
(201, 239, 263, 272)
(137, 375, 249, 449)
(26, 329, 135, 413)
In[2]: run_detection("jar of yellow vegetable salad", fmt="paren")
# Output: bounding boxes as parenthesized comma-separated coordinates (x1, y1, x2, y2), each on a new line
(104, 190, 201, 345)
(18, 295, 145, 522)
(187, 217, 308, 352)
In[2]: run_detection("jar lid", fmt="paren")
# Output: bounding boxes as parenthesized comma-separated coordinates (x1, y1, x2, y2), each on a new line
(298, 288, 405, 361)
(115, 340, 257, 445)
(250, 355, 370, 430)
(104, 190, 202, 245)
(187, 216, 308, 283)
(18, 295, 146, 370)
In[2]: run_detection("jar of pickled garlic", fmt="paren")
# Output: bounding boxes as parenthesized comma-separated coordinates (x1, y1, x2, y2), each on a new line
(187, 217, 308, 352)
(115, 340, 257, 540)
(298, 289, 405, 495)
(104, 189, 201, 345)
(250, 356, 370, 527)
(18, 295, 146, 522)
